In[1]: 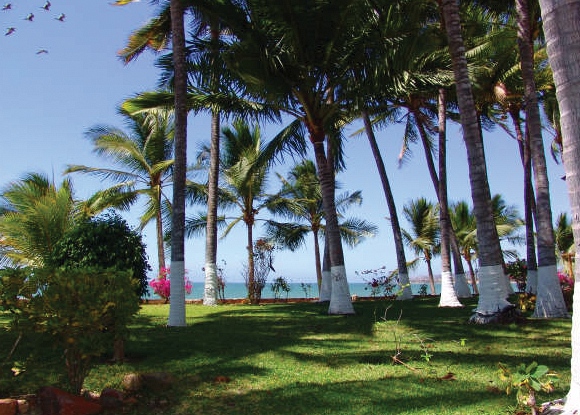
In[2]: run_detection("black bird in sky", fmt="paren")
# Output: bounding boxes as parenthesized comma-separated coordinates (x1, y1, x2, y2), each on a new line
(5, 27, 15, 35)
(24, 12, 34, 21)
(2, 3, 11, 11)
(55, 13, 65, 21)
(41, 1, 51, 11)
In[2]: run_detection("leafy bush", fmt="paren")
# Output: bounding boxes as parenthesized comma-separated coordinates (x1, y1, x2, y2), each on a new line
(506, 259, 527, 292)
(271, 276, 291, 300)
(46, 212, 150, 298)
(558, 271, 574, 311)
(149, 267, 192, 303)
(358, 266, 397, 297)
(0, 266, 139, 394)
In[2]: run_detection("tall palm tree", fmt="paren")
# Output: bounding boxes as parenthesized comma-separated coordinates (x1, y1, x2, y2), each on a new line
(217, 119, 273, 304)
(167, 0, 189, 326)
(117, 0, 189, 326)
(440, 0, 512, 322)
(65, 107, 174, 275)
(402, 198, 440, 295)
(0, 173, 79, 267)
(538, 0, 580, 410)
(218, 0, 393, 314)
(360, 112, 413, 301)
(264, 160, 377, 294)
(514, 0, 568, 319)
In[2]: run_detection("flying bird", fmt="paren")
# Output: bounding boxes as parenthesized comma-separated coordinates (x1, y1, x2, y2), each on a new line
(55, 13, 65, 21)
(5, 27, 15, 35)
(41, 1, 50, 11)
(24, 12, 34, 21)
(36, 49, 48, 54)
(2, 3, 11, 11)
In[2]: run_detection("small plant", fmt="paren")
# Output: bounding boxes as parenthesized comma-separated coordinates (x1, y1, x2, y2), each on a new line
(506, 259, 528, 292)
(300, 282, 312, 299)
(418, 284, 428, 297)
(558, 270, 574, 311)
(150, 267, 193, 303)
(517, 292, 537, 313)
(498, 362, 558, 415)
(271, 276, 291, 300)
(357, 266, 397, 297)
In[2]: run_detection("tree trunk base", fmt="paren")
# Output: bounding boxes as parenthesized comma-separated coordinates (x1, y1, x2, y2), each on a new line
(468, 304, 522, 324)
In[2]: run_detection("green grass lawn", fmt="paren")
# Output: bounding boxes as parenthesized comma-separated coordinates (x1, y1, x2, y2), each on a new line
(1, 297, 572, 414)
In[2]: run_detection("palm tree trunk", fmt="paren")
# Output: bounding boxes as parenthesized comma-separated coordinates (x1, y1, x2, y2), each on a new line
(538, 0, 580, 410)
(313, 229, 323, 294)
(319, 232, 332, 302)
(425, 251, 437, 295)
(361, 111, 412, 300)
(155, 194, 166, 273)
(311, 134, 354, 314)
(246, 219, 257, 304)
(437, 89, 464, 306)
(516, 0, 568, 318)
(168, 0, 187, 326)
(441, 0, 511, 321)
(203, 110, 220, 306)
(510, 106, 538, 293)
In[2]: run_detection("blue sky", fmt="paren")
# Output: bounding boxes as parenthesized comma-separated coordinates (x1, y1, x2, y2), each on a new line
(0, 1, 571, 286)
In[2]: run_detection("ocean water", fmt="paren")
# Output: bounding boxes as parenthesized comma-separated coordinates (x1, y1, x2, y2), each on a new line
(144, 281, 458, 301)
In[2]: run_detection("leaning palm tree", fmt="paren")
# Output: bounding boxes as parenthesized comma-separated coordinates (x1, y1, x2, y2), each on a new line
(218, 0, 389, 315)
(65, 107, 174, 276)
(402, 198, 440, 295)
(264, 160, 377, 295)
(0, 173, 79, 267)
(440, 0, 513, 322)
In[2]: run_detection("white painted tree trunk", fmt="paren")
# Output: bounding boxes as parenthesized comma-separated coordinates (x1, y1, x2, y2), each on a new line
(537, 0, 580, 411)
(397, 272, 413, 300)
(203, 262, 219, 306)
(454, 272, 472, 298)
(439, 271, 463, 307)
(532, 264, 569, 318)
(474, 264, 512, 315)
(526, 269, 538, 294)
(168, 260, 186, 326)
(319, 269, 332, 302)
(564, 273, 580, 412)
(328, 265, 354, 314)
(501, 272, 515, 296)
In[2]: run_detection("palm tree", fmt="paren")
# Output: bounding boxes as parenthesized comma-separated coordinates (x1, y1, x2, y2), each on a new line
(554, 212, 575, 278)
(0, 173, 79, 267)
(117, 0, 189, 326)
(517, 0, 568, 318)
(166, 0, 189, 327)
(538, 0, 580, 409)
(440, 0, 512, 322)
(65, 107, 174, 275)
(218, 0, 394, 314)
(450, 200, 479, 294)
(402, 198, 440, 295)
(217, 119, 273, 304)
(264, 160, 377, 294)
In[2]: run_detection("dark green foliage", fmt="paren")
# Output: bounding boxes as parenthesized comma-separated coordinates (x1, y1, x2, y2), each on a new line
(0, 266, 140, 394)
(47, 212, 151, 298)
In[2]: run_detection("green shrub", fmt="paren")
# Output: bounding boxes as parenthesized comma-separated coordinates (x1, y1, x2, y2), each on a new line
(46, 212, 151, 298)
(0, 266, 139, 394)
